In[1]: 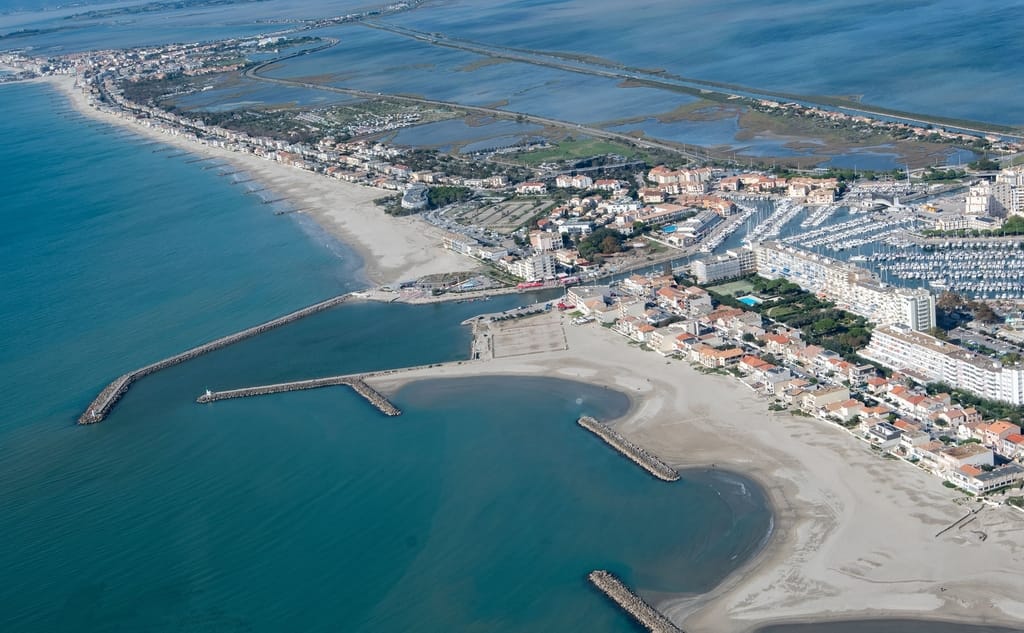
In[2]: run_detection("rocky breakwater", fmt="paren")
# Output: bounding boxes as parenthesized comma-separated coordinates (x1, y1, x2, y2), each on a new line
(577, 416, 680, 482)
(347, 379, 401, 416)
(195, 375, 401, 416)
(78, 294, 351, 424)
(588, 570, 684, 633)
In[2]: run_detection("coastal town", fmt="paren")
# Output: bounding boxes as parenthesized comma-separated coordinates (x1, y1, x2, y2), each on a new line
(10, 33, 1024, 500)
(10, 22, 1024, 633)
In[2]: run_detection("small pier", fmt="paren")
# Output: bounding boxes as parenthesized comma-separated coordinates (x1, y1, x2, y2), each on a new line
(195, 375, 401, 416)
(588, 570, 684, 633)
(78, 294, 352, 424)
(577, 417, 679, 482)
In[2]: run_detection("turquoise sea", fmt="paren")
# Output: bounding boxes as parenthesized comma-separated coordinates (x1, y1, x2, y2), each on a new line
(0, 80, 773, 631)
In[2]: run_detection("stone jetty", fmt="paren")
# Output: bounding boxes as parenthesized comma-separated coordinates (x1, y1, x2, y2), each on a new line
(196, 375, 401, 416)
(577, 416, 680, 482)
(588, 570, 684, 633)
(347, 379, 401, 416)
(78, 294, 351, 424)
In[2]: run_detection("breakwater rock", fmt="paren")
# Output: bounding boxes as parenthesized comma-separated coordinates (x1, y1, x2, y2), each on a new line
(577, 416, 679, 482)
(196, 375, 401, 416)
(588, 570, 684, 633)
(347, 379, 401, 416)
(78, 294, 351, 424)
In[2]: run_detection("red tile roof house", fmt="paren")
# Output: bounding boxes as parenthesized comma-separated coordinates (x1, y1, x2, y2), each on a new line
(691, 345, 745, 368)
(1001, 434, 1024, 460)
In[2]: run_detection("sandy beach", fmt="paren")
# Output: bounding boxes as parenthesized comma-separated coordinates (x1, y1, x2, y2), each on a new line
(29, 72, 1024, 632)
(40, 74, 478, 286)
(367, 311, 1024, 632)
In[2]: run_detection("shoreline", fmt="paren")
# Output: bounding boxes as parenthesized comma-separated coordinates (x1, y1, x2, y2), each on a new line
(365, 311, 1024, 633)
(17, 73, 1024, 633)
(35, 74, 479, 287)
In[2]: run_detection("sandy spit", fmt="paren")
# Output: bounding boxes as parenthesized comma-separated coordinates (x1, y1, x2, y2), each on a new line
(39, 74, 478, 286)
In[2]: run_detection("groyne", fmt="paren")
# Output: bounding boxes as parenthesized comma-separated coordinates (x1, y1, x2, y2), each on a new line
(577, 416, 680, 482)
(78, 294, 352, 424)
(588, 570, 684, 633)
(195, 375, 401, 416)
(348, 379, 401, 416)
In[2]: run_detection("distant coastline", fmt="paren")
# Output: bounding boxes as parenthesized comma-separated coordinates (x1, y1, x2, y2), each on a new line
(37, 74, 477, 287)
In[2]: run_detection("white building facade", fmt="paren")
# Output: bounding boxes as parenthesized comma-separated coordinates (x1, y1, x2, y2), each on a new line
(754, 242, 935, 330)
(691, 248, 757, 284)
(860, 325, 1024, 405)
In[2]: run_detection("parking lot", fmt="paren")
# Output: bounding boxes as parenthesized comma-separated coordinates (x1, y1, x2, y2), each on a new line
(448, 199, 550, 234)
(490, 313, 568, 358)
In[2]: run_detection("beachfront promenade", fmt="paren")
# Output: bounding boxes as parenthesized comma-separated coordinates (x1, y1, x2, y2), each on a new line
(578, 416, 680, 482)
(78, 294, 352, 424)
(588, 570, 684, 633)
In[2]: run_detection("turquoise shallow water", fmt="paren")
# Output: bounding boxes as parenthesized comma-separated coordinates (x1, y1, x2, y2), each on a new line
(0, 80, 773, 632)
(0, 62, 1019, 633)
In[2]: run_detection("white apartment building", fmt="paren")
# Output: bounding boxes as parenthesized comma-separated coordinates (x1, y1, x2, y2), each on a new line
(967, 168, 1024, 216)
(861, 325, 1024, 405)
(529, 230, 559, 252)
(754, 242, 935, 330)
(691, 247, 757, 284)
(507, 253, 556, 281)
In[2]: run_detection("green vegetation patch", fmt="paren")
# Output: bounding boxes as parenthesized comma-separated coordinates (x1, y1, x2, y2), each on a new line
(707, 279, 756, 297)
(504, 137, 642, 166)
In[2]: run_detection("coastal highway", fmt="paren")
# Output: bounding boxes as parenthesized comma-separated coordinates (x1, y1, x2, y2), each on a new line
(242, 42, 716, 163)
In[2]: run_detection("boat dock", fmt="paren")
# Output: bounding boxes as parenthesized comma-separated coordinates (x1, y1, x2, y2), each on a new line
(588, 570, 684, 633)
(78, 294, 352, 424)
(195, 375, 401, 416)
(577, 416, 679, 482)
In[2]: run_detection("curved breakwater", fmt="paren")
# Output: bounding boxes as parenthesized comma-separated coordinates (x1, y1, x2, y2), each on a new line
(577, 416, 680, 482)
(78, 294, 351, 424)
(588, 570, 684, 633)
(196, 375, 401, 416)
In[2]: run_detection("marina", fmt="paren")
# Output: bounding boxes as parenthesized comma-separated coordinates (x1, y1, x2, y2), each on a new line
(865, 240, 1024, 300)
(742, 199, 804, 245)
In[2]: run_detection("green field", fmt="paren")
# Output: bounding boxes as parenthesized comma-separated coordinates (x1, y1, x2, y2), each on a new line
(708, 279, 755, 296)
(506, 137, 642, 166)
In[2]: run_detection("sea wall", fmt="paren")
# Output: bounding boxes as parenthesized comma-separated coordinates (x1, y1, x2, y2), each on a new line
(195, 375, 401, 416)
(78, 294, 351, 424)
(577, 416, 680, 482)
(588, 570, 684, 633)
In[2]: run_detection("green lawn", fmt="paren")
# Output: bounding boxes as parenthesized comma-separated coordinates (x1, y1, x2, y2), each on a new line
(708, 279, 756, 296)
(506, 138, 642, 166)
